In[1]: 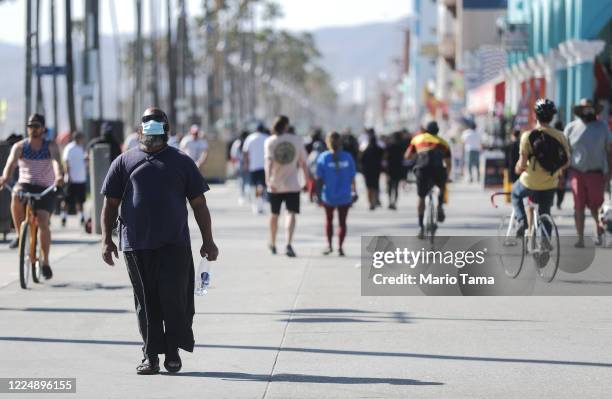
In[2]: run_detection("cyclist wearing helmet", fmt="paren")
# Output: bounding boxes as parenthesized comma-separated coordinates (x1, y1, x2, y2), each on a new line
(512, 99, 570, 237)
(404, 121, 452, 239)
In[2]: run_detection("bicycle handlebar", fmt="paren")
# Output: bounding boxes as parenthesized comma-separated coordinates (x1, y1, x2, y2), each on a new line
(1, 183, 57, 200)
(490, 192, 510, 208)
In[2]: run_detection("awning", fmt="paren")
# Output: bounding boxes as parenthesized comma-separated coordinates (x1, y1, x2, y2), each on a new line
(467, 79, 505, 115)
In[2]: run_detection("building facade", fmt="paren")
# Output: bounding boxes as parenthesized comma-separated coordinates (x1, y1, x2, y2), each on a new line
(503, 0, 612, 125)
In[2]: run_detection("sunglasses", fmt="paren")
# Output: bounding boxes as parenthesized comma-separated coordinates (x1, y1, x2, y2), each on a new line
(142, 114, 165, 123)
(27, 123, 42, 129)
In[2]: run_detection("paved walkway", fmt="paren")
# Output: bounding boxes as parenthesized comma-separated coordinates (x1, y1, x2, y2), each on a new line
(0, 181, 611, 398)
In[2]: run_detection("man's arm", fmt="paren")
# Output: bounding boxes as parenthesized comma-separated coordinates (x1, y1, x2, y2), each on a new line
(0, 142, 21, 187)
(299, 148, 309, 185)
(444, 157, 452, 178)
(48, 141, 65, 186)
(101, 197, 120, 266)
(189, 194, 218, 261)
(196, 149, 208, 169)
(404, 146, 416, 161)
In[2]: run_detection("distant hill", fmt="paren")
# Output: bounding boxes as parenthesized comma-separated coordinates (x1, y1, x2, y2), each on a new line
(312, 17, 409, 89)
(0, 16, 409, 137)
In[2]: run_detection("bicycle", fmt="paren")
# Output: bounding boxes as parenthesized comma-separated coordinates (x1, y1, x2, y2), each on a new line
(423, 186, 439, 245)
(491, 192, 560, 282)
(1, 184, 56, 289)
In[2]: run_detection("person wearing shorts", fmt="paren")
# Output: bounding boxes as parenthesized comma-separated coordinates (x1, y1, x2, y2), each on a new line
(62, 131, 87, 226)
(404, 121, 451, 239)
(243, 125, 269, 214)
(564, 98, 612, 247)
(0, 113, 64, 279)
(264, 115, 308, 257)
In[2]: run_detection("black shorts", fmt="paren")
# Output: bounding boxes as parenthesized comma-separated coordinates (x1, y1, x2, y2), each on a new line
(14, 183, 57, 213)
(66, 182, 87, 206)
(268, 192, 300, 215)
(363, 172, 380, 190)
(415, 168, 446, 198)
(249, 169, 266, 187)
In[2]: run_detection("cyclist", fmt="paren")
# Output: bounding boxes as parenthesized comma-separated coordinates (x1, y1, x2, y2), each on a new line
(0, 114, 64, 279)
(512, 99, 570, 237)
(404, 121, 451, 239)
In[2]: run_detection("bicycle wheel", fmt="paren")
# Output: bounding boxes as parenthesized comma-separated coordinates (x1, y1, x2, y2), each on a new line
(426, 195, 436, 245)
(534, 214, 560, 282)
(18, 222, 31, 289)
(496, 215, 525, 278)
(31, 226, 41, 284)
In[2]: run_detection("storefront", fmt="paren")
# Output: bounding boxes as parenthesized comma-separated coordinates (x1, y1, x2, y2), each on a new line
(502, 0, 612, 125)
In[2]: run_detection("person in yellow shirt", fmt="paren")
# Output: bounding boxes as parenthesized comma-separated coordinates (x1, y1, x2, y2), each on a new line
(512, 99, 570, 237)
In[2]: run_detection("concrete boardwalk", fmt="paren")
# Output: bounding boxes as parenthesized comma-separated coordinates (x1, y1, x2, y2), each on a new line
(0, 181, 611, 398)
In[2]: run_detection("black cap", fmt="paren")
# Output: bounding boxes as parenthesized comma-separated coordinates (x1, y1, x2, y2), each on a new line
(426, 121, 439, 135)
(27, 113, 45, 126)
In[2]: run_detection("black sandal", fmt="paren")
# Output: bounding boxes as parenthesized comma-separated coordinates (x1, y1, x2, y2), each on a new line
(136, 355, 160, 375)
(164, 350, 182, 373)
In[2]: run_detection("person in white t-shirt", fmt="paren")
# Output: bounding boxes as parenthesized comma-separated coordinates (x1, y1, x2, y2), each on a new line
(461, 121, 482, 182)
(180, 124, 209, 168)
(242, 124, 269, 214)
(61, 132, 87, 226)
(167, 132, 182, 148)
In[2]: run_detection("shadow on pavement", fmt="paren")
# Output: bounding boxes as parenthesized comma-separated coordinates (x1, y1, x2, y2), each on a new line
(0, 307, 130, 313)
(281, 308, 374, 314)
(48, 283, 131, 291)
(1, 336, 611, 368)
(51, 239, 99, 245)
(165, 371, 443, 385)
(0, 307, 536, 324)
(276, 317, 376, 323)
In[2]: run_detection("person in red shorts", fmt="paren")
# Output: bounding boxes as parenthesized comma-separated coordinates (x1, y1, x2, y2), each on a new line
(564, 99, 612, 247)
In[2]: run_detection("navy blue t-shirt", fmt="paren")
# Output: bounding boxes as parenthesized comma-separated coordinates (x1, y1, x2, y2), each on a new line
(101, 145, 210, 251)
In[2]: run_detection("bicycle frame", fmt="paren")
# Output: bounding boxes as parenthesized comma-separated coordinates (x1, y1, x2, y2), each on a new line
(2, 184, 55, 264)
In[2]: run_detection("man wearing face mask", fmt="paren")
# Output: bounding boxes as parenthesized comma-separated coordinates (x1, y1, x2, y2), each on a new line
(564, 99, 612, 247)
(100, 107, 219, 374)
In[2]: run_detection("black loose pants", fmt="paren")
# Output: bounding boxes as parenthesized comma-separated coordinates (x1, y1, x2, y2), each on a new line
(124, 244, 195, 356)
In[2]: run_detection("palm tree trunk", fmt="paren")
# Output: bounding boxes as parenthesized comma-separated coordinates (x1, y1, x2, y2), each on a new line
(65, 0, 77, 132)
(25, 0, 32, 126)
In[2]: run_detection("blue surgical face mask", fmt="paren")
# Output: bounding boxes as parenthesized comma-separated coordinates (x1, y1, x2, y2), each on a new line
(142, 120, 165, 135)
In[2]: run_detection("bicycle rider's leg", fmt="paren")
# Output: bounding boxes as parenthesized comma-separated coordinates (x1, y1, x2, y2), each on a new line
(533, 189, 555, 236)
(10, 193, 26, 235)
(414, 169, 430, 236)
(433, 168, 446, 222)
(36, 210, 51, 265)
(511, 180, 531, 235)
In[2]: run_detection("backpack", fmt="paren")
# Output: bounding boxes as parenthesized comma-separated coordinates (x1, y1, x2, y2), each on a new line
(528, 129, 567, 175)
(414, 149, 445, 170)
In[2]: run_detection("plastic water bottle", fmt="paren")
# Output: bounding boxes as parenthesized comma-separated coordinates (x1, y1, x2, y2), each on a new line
(194, 257, 211, 296)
